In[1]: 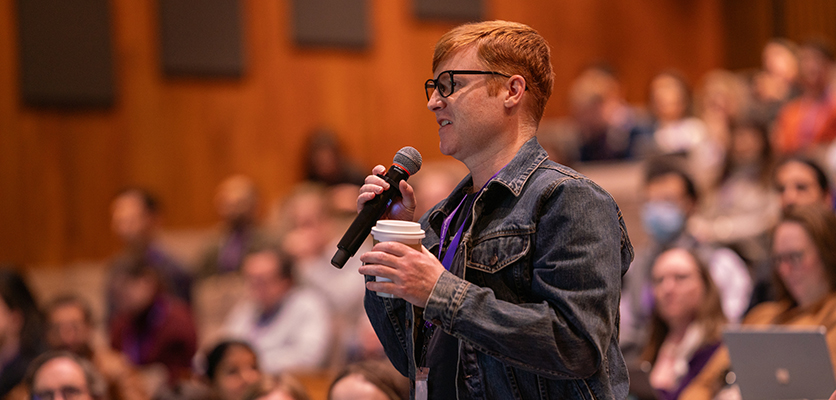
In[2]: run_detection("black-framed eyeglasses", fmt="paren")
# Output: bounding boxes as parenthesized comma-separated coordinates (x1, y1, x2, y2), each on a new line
(32, 386, 88, 400)
(771, 250, 806, 269)
(424, 70, 512, 101)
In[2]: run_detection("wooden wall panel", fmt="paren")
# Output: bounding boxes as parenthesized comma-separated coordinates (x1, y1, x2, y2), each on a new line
(158, 0, 246, 76)
(0, 0, 730, 266)
(16, 0, 116, 107)
(784, 0, 836, 45)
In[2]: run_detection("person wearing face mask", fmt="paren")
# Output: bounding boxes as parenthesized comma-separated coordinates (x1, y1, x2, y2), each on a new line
(620, 159, 752, 363)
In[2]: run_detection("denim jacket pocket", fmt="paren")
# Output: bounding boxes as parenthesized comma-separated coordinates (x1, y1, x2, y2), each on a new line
(468, 230, 531, 273)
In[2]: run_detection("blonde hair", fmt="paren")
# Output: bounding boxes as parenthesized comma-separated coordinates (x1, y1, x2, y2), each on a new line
(433, 20, 554, 125)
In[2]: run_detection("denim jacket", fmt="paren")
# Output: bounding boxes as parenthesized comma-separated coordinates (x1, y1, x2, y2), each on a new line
(364, 137, 634, 399)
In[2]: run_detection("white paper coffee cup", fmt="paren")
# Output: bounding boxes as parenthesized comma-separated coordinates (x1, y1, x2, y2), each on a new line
(370, 220, 425, 298)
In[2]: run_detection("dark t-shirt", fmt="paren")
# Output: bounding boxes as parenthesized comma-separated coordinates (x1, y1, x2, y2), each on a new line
(426, 192, 474, 398)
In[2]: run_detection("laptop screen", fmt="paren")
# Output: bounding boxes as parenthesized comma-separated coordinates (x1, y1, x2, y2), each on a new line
(724, 327, 836, 400)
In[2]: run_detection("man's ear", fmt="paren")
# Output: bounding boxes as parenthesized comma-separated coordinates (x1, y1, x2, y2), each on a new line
(503, 75, 527, 108)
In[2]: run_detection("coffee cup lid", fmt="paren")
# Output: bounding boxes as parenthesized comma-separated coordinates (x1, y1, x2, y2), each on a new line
(371, 220, 425, 239)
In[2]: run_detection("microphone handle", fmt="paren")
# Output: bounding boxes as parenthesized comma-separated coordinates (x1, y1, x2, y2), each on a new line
(331, 166, 405, 268)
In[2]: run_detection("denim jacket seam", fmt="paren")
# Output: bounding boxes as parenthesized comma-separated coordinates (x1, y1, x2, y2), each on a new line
(382, 298, 410, 356)
(460, 339, 585, 379)
(470, 226, 536, 243)
(446, 279, 470, 332)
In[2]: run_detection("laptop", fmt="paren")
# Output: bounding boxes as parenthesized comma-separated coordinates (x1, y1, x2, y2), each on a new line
(724, 327, 836, 400)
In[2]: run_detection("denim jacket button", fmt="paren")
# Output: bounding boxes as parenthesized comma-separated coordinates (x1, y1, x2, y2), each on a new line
(489, 254, 498, 265)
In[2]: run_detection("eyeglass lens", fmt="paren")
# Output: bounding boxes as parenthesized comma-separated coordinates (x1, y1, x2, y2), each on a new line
(772, 251, 805, 268)
(33, 387, 86, 400)
(425, 71, 454, 100)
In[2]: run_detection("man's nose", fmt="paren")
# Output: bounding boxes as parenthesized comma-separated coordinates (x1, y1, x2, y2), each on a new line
(427, 91, 444, 111)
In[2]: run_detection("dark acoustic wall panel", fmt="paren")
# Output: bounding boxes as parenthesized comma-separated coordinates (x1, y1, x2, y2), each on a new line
(292, 0, 369, 49)
(17, 0, 116, 108)
(159, 0, 245, 77)
(414, 0, 484, 21)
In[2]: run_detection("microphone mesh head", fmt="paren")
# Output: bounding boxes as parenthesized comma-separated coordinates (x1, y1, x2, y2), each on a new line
(393, 146, 422, 175)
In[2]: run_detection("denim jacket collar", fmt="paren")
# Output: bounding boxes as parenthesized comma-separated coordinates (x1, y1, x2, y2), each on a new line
(429, 136, 548, 227)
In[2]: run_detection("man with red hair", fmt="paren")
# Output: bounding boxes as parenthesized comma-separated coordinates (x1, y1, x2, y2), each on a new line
(358, 20, 632, 399)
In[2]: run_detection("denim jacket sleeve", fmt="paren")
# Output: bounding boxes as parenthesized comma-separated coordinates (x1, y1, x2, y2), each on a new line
(422, 173, 631, 380)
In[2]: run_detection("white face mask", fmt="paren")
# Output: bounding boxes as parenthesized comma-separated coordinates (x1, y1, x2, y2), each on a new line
(641, 201, 685, 244)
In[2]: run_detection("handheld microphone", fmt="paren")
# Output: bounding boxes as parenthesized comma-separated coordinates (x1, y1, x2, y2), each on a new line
(331, 147, 422, 268)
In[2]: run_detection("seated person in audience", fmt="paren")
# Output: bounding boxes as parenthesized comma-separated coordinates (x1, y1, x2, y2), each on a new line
(272, 183, 366, 367)
(637, 248, 726, 400)
(328, 360, 409, 400)
(44, 294, 148, 400)
(109, 261, 197, 388)
(241, 373, 310, 400)
(274, 183, 366, 322)
(23, 351, 107, 400)
(681, 205, 836, 399)
(223, 246, 332, 374)
(695, 69, 752, 160)
(620, 160, 751, 357)
(0, 267, 45, 398)
(772, 40, 836, 155)
(302, 128, 366, 187)
(639, 71, 720, 186)
(198, 175, 271, 279)
(568, 63, 648, 162)
(751, 39, 801, 126)
(690, 118, 780, 266)
(749, 156, 835, 305)
(107, 188, 193, 313)
(199, 340, 262, 400)
(774, 156, 833, 213)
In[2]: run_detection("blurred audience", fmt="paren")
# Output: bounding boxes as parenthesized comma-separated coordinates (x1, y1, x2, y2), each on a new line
(107, 188, 192, 312)
(772, 39, 836, 155)
(241, 374, 310, 400)
(774, 156, 834, 213)
(301, 128, 369, 214)
(681, 205, 836, 399)
(21, 351, 107, 400)
(198, 175, 271, 279)
(12, 33, 836, 400)
(568, 64, 648, 161)
(328, 360, 409, 400)
(695, 70, 752, 143)
(271, 183, 366, 364)
(643, 71, 722, 190)
(636, 248, 726, 400)
(302, 129, 365, 187)
(408, 160, 468, 222)
(45, 294, 148, 400)
(222, 246, 332, 374)
(620, 160, 751, 357)
(199, 340, 262, 400)
(693, 69, 752, 189)
(644, 71, 709, 155)
(109, 261, 197, 390)
(343, 314, 386, 365)
(751, 39, 801, 125)
(690, 118, 780, 266)
(537, 118, 582, 166)
(0, 267, 45, 398)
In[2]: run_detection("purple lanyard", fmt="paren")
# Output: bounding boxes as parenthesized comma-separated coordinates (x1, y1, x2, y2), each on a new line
(438, 169, 502, 270)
